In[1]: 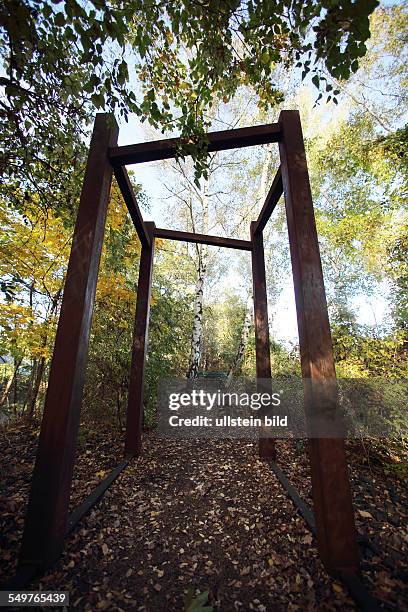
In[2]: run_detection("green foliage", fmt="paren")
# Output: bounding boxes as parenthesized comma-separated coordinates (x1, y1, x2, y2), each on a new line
(184, 588, 213, 612)
(1, 1, 406, 431)
(0, 0, 92, 218)
(388, 230, 408, 335)
(144, 246, 194, 424)
(82, 180, 145, 424)
(332, 322, 407, 378)
(0, 197, 70, 357)
(1, 0, 379, 182)
(308, 109, 407, 375)
(270, 341, 301, 377)
(202, 294, 249, 372)
(0, 175, 147, 420)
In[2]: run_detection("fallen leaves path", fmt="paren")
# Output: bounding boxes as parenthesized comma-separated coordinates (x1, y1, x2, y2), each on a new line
(31, 433, 359, 611)
(2, 424, 407, 610)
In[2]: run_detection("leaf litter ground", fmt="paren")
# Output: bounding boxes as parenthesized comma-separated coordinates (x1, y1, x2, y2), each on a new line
(0, 422, 407, 610)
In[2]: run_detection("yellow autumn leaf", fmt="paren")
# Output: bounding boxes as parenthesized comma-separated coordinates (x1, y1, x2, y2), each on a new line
(358, 510, 373, 519)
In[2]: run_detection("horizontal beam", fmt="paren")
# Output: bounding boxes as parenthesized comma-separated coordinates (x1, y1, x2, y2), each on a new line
(109, 123, 281, 166)
(154, 228, 252, 251)
(113, 165, 150, 247)
(3, 459, 130, 591)
(269, 462, 382, 612)
(253, 167, 283, 235)
(66, 459, 129, 534)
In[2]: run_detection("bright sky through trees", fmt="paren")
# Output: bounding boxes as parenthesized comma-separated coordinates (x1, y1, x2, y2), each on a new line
(1, 1, 406, 424)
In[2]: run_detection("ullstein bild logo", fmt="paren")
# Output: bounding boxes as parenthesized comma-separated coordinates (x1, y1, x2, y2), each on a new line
(157, 380, 293, 438)
(158, 377, 408, 439)
(168, 414, 288, 428)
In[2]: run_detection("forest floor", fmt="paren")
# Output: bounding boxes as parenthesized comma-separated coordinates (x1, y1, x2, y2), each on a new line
(0, 420, 407, 611)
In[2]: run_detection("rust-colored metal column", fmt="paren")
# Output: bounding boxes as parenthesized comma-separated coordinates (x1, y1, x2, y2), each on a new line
(125, 222, 155, 456)
(278, 110, 359, 575)
(18, 114, 118, 571)
(250, 222, 276, 459)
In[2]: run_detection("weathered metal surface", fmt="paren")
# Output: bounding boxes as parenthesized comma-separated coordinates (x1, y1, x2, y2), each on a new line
(18, 114, 119, 570)
(109, 123, 281, 165)
(269, 462, 381, 612)
(114, 164, 150, 247)
(154, 227, 252, 251)
(250, 221, 276, 459)
(253, 167, 283, 235)
(125, 222, 156, 456)
(5, 461, 130, 590)
(66, 460, 129, 534)
(278, 109, 359, 575)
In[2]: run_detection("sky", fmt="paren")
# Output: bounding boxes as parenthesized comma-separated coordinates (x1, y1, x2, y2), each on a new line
(115, 93, 392, 347)
(111, 0, 406, 348)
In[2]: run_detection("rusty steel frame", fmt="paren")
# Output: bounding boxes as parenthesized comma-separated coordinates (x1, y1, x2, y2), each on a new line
(278, 110, 359, 574)
(252, 166, 283, 235)
(250, 221, 276, 460)
(125, 221, 155, 456)
(108, 122, 281, 165)
(18, 114, 119, 572)
(154, 227, 252, 251)
(16, 111, 359, 580)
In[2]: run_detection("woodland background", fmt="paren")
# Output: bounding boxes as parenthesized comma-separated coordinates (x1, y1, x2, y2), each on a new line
(0, 2, 407, 606)
(0, 2, 406, 437)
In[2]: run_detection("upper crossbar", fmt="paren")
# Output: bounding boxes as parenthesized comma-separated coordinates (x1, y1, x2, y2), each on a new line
(253, 167, 283, 235)
(113, 165, 150, 247)
(109, 123, 281, 166)
(154, 228, 252, 251)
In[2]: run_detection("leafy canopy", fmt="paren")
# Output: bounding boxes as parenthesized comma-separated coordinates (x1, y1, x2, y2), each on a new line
(1, 0, 379, 181)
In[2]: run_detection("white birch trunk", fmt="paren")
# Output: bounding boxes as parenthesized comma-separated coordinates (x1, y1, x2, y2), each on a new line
(187, 252, 207, 378)
(186, 176, 209, 378)
(226, 294, 253, 386)
(226, 145, 274, 382)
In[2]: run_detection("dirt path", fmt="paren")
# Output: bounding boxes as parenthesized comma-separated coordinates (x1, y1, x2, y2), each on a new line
(2, 424, 406, 610)
(29, 433, 358, 611)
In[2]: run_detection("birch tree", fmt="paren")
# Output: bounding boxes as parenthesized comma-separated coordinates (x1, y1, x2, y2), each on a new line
(187, 174, 209, 379)
(225, 143, 275, 381)
(161, 144, 238, 378)
(225, 293, 253, 386)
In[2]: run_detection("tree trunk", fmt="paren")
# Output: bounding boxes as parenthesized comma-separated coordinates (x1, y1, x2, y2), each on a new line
(22, 282, 36, 415)
(27, 356, 46, 419)
(116, 389, 123, 428)
(0, 356, 23, 408)
(13, 360, 18, 412)
(26, 286, 62, 419)
(226, 145, 274, 385)
(226, 295, 253, 386)
(186, 175, 209, 379)
(23, 358, 37, 414)
(187, 251, 207, 378)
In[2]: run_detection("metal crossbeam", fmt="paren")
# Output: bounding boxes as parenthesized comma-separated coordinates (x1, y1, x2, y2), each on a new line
(154, 227, 252, 251)
(109, 123, 281, 165)
(114, 165, 150, 247)
(253, 167, 283, 234)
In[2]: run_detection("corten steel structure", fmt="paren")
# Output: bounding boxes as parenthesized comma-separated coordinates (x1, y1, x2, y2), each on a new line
(17, 110, 360, 580)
